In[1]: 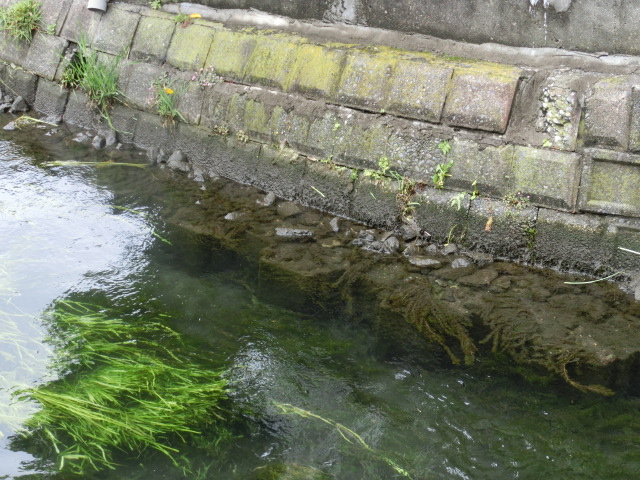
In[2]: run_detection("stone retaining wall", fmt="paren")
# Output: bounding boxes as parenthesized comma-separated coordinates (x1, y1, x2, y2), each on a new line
(2, 0, 640, 288)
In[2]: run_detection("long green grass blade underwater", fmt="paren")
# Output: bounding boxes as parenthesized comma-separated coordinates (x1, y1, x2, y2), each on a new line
(11, 301, 231, 475)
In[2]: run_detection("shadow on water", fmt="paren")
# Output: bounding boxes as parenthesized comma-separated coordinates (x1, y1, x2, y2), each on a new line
(1, 117, 640, 479)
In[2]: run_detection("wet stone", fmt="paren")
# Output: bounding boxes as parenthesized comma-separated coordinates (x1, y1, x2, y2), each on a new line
(442, 244, 459, 255)
(275, 227, 314, 240)
(166, 150, 190, 173)
(257, 192, 277, 207)
(224, 211, 247, 220)
(277, 202, 302, 218)
(383, 236, 400, 253)
(451, 257, 472, 269)
(399, 223, 419, 241)
(92, 135, 106, 150)
(9, 96, 28, 113)
(407, 256, 442, 269)
(465, 251, 495, 265)
(329, 217, 341, 233)
(458, 268, 499, 286)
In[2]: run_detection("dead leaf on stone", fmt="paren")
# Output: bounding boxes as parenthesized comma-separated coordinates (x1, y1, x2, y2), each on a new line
(485, 215, 494, 232)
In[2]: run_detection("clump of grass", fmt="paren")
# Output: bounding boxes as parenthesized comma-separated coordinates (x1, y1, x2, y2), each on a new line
(0, 0, 42, 42)
(13, 301, 230, 475)
(150, 75, 186, 126)
(61, 36, 126, 128)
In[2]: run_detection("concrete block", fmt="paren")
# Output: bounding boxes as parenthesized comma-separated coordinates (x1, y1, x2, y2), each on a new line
(243, 98, 271, 141)
(334, 120, 389, 170)
(442, 65, 521, 134)
(109, 104, 138, 144)
(385, 124, 447, 184)
(23, 34, 67, 80)
(34, 78, 69, 117)
(93, 5, 140, 55)
(252, 146, 306, 200)
(303, 110, 340, 157)
(537, 85, 580, 151)
(121, 62, 165, 112)
(288, 44, 346, 98)
(166, 24, 215, 72)
(226, 93, 248, 132)
(63, 90, 99, 128)
(206, 29, 257, 82)
(200, 85, 231, 131)
(282, 112, 312, 153)
(448, 140, 515, 198)
(578, 149, 640, 217)
(512, 146, 581, 211)
(173, 70, 205, 125)
(40, 0, 73, 36)
(130, 15, 175, 64)
(300, 160, 354, 218)
(628, 86, 640, 153)
(350, 175, 401, 230)
(3, 66, 38, 106)
(0, 31, 30, 66)
(59, 0, 101, 44)
(243, 34, 303, 91)
(535, 208, 616, 274)
(581, 77, 632, 150)
(465, 197, 537, 261)
(335, 51, 395, 112)
(384, 60, 452, 123)
(133, 110, 176, 152)
(413, 188, 470, 244)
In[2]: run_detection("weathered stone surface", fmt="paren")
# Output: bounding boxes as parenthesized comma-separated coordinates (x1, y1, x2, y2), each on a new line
(289, 44, 346, 98)
(385, 124, 448, 184)
(2, 67, 38, 106)
(173, 71, 206, 125)
(93, 5, 140, 55)
(243, 98, 271, 141)
(385, 59, 452, 122)
(537, 84, 580, 151)
(132, 111, 177, 152)
(130, 15, 175, 64)
(166, 150, 190, 172)
(628, 86, 640, 153)
(579, 149, 640, 217)
(40, 0, 73, 36)
(333, 120, 389, 170)
(442, 66, 521, 134)
(251, 146, 306, 200)
(448, 140, 514, 198)
(0, 31, 30, 66)
(581, 77, 632, 150)
(63, 91, 99, 128)
(243, 34, 303, 91)
(34, 79, 69, 117)
(350, 176, 401, 230)
(59, 0, 102, 43)
(413, 188, 470, 244)
(300, 159, 353, 218)
(465, 197, 537, 261)
(121, 62, 165, 112)
(304, 110, 340, 157)
(23, 34, 67, 80)
(512, 146, 581, 211)
(166, 24, 216, 72)
(336, 51, 394, 112)
(206, 29, 257, 81)
(535, 208, 616, 274)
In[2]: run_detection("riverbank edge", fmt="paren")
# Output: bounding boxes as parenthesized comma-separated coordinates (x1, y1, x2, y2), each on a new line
(1, 0, 640, 294)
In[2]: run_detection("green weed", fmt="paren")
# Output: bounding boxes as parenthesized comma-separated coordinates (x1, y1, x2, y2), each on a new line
(432, 159, 453, 189)
(151, 75, 186, 126)
(0, 0, 42, 42)
(13, 301, 230, 475)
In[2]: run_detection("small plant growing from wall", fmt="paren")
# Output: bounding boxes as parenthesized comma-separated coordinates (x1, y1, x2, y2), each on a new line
(191, 66, 222, 89)
(150, 75, 186, 126)
(0, 0, 42, 42)
(433, 140, 453, 189)
(61, 36, 126, 129)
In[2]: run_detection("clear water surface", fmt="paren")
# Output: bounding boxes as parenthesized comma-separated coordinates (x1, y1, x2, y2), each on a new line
(0, 120, 639, 480)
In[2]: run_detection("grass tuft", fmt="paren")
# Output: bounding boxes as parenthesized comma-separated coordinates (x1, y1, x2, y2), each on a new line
(13, 301, 230, 475)
(0, 0, 42, 42)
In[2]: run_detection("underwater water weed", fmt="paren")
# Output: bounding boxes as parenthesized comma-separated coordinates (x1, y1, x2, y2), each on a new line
(274, 403, 413, 479)
(13, 301, 230, 475)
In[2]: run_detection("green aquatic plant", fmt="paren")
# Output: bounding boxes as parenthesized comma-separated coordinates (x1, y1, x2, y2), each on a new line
(13, 301, 230, 475)
(275, 403, 413, 479)
(0, 0, 42, 42)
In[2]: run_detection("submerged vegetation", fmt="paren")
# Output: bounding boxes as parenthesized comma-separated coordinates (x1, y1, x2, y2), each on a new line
(12, 301, 230, 475)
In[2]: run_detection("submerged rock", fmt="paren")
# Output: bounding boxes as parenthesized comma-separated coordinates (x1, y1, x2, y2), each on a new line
(275, 227, 314, 240)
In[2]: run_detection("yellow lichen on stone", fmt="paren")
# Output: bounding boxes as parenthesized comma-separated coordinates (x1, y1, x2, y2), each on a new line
(288, 44, 346, 97)
(206, 29, 258, 81)
(166, 24, 217, 72)
(336, 51, 397, 110)
(244, 99, 270, 137)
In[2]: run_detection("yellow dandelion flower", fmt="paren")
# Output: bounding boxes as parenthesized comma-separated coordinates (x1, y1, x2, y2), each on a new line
(164, 87, 174, 95)
(189, 13, 201, 18)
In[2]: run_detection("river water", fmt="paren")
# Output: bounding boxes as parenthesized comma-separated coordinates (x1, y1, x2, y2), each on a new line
(1, 119, 639, 479)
